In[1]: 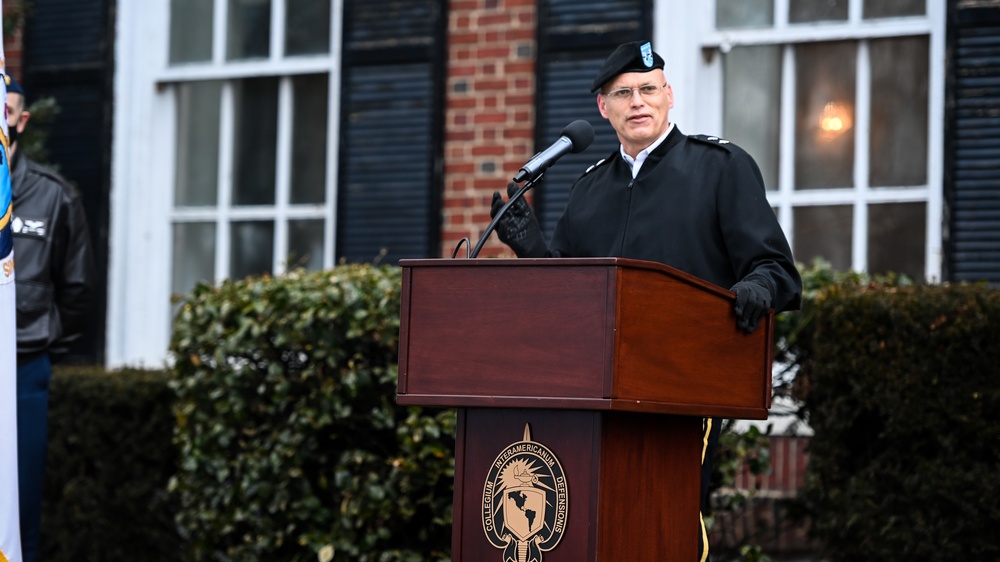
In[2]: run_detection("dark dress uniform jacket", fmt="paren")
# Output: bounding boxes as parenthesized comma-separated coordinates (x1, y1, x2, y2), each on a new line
(10, 151, 95, 356)
(549, 127, 801, 313)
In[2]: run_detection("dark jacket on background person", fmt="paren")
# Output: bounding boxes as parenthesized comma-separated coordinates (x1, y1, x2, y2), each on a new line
(10, 150, 95, 357)
(550, 127, 801, 313)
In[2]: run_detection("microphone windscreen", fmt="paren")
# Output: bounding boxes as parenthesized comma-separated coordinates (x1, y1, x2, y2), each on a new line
(561, 120, 595, 153)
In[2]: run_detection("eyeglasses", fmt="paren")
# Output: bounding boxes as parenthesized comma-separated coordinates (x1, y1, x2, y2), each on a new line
(602, 84, 667, 103)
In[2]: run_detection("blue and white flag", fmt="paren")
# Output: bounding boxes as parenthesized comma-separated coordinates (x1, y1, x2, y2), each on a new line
(1, 3, 24, 560)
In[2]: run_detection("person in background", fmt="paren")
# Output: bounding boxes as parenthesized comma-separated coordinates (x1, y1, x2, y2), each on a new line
(6, 72, 95, 562)
(490, 41, 802, 561)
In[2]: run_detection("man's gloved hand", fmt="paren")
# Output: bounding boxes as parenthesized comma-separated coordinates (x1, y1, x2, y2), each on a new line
(490, 182, 548, 258)
(730, 280, 772, 333)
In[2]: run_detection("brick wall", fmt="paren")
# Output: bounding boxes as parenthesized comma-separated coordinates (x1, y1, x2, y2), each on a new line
(442, 0, 537, 258)
(2, 0, 24, 81)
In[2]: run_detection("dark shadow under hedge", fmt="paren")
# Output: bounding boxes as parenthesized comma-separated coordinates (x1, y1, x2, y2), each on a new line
(798, 283, 1000, 561)
(40, 366, 183, 562)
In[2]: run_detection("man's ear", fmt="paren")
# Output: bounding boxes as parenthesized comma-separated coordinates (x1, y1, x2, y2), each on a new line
(15, 110, 30, 133)
(597, 93, 609, 119)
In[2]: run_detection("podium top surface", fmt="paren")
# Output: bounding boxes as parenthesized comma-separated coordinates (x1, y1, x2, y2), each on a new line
(399, 256, 733, 295)
(396, 257, 773, 419)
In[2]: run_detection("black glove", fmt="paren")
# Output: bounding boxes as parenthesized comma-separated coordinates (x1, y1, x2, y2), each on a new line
(489, 182, 547, 258)
(730, 280, 772, 333)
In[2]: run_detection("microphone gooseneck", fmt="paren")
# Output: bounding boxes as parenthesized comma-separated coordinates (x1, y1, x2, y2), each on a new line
(470, 120, 594, 258)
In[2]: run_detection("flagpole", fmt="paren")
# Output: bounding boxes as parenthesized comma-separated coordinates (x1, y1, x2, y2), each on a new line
(1, 1, 25, 559)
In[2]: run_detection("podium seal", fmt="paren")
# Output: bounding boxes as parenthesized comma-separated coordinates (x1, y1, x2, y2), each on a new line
(482, 424, 568, 562)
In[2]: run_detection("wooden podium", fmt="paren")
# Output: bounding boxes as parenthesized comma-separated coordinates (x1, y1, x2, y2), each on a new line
(397, 258, 773, 561)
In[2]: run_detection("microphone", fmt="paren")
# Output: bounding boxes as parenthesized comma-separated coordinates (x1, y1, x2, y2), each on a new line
(513, 120, 594, 183)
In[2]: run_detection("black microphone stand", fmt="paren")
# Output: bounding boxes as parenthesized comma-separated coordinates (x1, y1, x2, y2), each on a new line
(468, 174, 542, 258)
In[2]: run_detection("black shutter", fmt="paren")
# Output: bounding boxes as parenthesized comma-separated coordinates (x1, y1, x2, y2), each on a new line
(22, 0, 114, 363)
(337, 0, 445, 263)
(535, 0, 653, 234)
(946, 2, 1000, 284)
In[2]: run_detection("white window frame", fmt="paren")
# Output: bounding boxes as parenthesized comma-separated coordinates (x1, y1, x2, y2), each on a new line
(655, 0, 945, 282)
(109, 0, 345, 367)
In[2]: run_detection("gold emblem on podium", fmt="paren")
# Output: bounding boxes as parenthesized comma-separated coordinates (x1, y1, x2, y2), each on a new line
(482, 424, 568, 562)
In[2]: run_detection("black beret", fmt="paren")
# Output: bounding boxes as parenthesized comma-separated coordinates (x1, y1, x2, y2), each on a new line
(590, 41, 665, 93)
(4, 73, 24, 96)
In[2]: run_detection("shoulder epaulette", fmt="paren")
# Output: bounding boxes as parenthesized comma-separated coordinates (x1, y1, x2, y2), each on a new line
(690, 134, 735, 152)
(583, 157, 607, 176)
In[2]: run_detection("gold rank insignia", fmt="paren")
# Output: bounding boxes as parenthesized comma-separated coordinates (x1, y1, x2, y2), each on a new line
(481, 424, 569, 562)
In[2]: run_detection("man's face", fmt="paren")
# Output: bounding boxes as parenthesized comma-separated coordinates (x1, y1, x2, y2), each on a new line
(596, 69, 673, 157)
(6, 92, 28, 138)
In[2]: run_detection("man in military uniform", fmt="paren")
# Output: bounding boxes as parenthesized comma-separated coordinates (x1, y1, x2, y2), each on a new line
(490, 41, 802, 560)
(6, 73, 95, 562)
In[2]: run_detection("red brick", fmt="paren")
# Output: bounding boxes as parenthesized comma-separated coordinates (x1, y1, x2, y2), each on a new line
(450, 32, 479, 45)
(474, 79, 510, 92)
(448, 98, 478, 110)
(475, 46, 512, 59)
(504, 28, 535, 42)
(472, 145, 505, 156)
(478, 13, 513, 27)
(445, 160, 476, 172)
(472, 112, 507, 124)
(444, 196, 476, 208)
(450, 64, 477, 77)
(447, 130, 475, 141)
(449, 1, 481, 11)
(504, 129, 533, 140)
(506, 93, 537, 105)
(504, 61, 534, 75)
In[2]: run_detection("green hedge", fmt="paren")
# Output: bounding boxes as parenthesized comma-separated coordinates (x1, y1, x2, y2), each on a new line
(169, 265, 454, 562)
(40, 366, 183, 562)
(798, 282, 1000, 560)
(48, 262, 998, 562)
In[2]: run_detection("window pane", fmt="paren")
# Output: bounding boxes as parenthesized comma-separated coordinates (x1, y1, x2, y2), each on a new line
(870, 36, 928, 187)
(170, 0, 214, 64)
(286, 0, 331, 55)
(231, 221, 274, 279)
(291, 74, 328, 204)
(789, 0, 848, 23)
(868, 202, 925, 280)
(716, 0, 773, 29)
(232, 78, 278, 206)
(172, 222, 216, 297)
(227, 0, 271, 60)
(288, 220, 324, 270)
(724, 45, 782, 190)
(794, 205, 852, 271)
(864, 0, 925, 19)
(175, 81, 222, 206)
(795, 41, 856, 190)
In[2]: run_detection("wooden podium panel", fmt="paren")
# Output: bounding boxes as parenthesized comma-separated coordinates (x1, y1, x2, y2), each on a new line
(453, 409, 701, 562)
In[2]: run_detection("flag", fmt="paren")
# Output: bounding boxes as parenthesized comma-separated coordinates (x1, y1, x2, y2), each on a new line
(0, 2, 24, 560)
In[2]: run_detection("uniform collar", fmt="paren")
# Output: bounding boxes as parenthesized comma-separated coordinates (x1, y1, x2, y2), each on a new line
(619, 122, 675, 165)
